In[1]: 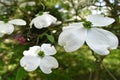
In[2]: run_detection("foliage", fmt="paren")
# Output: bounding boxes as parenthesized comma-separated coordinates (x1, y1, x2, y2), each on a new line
(0, 0, 120, 80)
(0, 42, 120, 80)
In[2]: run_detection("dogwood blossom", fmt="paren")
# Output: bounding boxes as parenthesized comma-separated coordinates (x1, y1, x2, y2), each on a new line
(0, 19, 26, 37)
(58, 14, 118, 55)
(20, 43, 58, 74)
(30, 12, 57, 29)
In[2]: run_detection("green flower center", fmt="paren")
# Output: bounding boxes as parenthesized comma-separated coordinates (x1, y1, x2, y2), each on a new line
(38, 51, 45, 57)
(83, 21, 92, 29)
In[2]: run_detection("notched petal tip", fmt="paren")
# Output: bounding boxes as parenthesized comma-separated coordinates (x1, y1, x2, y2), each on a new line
(23, 46, 41, 56)
(86, 28, 118, 55)
(39, 56, 58, 74)
(41, 43, 57, 55)
(43, 13, 57, 23)
(20, 56, 39, 72)
(58, 25, 87, 52)
(94, 48, 110, 55)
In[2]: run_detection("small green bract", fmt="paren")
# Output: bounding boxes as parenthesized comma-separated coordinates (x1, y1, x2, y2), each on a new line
(38, 51, 45, 57)
(83, 21, 92, 29)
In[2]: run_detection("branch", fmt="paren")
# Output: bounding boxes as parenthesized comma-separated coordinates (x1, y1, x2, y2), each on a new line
(102, 64, 118, 80)
(91, 51, 105, 80)
(0, 1, 10, 6)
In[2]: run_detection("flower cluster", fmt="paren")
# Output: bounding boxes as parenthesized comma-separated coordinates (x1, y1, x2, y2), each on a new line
(20, 14, 118, 74)
(0, 10, 118, 74)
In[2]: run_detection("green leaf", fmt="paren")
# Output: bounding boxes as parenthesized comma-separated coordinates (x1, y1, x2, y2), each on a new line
(16, 67, 27, 80)
(45, 34, 55, 43)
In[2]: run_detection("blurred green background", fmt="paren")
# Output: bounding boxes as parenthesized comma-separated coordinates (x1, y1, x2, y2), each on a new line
(0, 0, 120, 80)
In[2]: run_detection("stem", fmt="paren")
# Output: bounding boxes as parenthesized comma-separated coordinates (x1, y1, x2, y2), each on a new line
(40, 1, 45, 11)
(91, 51, 105, 80)
(102, 64, 118, 80)
(89, 71, 93, 80)
(36, 35, 41, 45)
(94, 58, 101, 80)
(91, 51, 118, 80)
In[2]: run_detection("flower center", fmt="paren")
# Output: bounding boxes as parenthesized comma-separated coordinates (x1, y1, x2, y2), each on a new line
(38, 51, 45, 57)
(83, 21, 92, 29)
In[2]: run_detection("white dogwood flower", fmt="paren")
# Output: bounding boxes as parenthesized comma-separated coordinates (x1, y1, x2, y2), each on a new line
(0, 19, 26, 37)
(30, 12, 57, 29)
(20, 43, 58, 74)
(58, 14, 118, 55)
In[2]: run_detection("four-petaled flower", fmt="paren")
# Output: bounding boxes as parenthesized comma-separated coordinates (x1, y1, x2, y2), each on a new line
(58, 14, 118, 55)
(20, 43, 59, 74)
(30, 12, 57, 29)
(0, 19, 26, 37)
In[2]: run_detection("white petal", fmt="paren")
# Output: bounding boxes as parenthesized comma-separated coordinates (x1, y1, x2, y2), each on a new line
(39, 56, 58, 74)
(0, 23, 14, 34)
(0, 21, 4, 24)
(29, 46, 41, 53)
(62, 22, 84, 31)
(20, 56, 40, 72)
(8, 19, 26, 25)
(30, 16, 45, 29)
(23, 46, 41, 56)
(58, 25, 87, 52)
(43, 12, 57, 24)
(86, 28, 118, 55)
(86, 14, 115, 27)
(41, 43, 56, 55)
